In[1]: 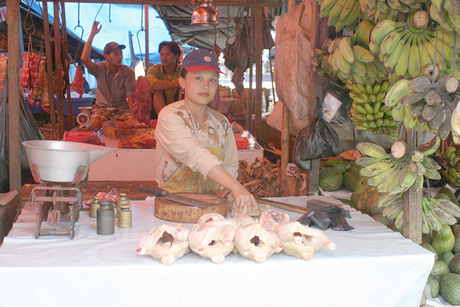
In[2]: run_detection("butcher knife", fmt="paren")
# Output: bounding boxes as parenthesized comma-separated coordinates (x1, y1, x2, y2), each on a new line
(139, 184, 213, 209)
(256, 198, 312, 214)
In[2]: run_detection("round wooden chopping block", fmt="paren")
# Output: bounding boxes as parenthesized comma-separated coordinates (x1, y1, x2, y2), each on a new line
(154, 193, 228, 223)
(102, 120, 154, 139)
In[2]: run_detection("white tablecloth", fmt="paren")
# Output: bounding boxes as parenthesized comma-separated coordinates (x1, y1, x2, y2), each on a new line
(0, 196, 434, 307)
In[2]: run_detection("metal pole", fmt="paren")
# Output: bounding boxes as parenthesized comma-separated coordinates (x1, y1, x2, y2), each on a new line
(54, 2, 65, 138)
(145, 4, 149, 75)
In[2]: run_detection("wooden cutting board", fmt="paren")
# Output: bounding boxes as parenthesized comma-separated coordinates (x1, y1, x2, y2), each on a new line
(102, 120, 154, 139)
(154, 193, 228, 223)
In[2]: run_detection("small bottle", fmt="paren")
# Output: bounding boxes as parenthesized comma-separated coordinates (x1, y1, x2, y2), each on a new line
(97, 198, 115, 235)
(117, 193, 132, 228)
(89, 196, 100, 218)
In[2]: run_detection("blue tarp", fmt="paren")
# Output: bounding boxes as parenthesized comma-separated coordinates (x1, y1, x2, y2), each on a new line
(42, 2, 172, 65)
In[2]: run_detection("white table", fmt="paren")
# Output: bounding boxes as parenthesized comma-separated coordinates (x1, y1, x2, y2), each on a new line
(88, 131, 263, 181)
(0, 196, 434, 307)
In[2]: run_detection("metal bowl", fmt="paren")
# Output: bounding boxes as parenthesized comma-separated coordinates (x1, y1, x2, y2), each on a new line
(22, 140, 115, 183)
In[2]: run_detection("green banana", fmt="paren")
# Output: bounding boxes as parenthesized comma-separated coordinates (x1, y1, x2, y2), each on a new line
(380, 30, 402, 57)
(320, 0, 340, 17)
(328, 0, 349, 26)
(360, 161, 396, 177)
(378, 192, 403, 207)
(407, 39, 421, 79)
(356, 142, 389, 159)
(385, 78, 411, 107)
(368, 165, 398, 186)
(430, 200, 457, 225)
(355, 156, 387, 166)
(444, 0, 460, 15)
(437, 199, 460, 218)
(394, 35, 412, 78)
(370, 19, 399, 46)
(353, 45, 376, 63)
(345, 0, 361, 26)
(394, 209, 404, 229)
(338, 36, 355, 64)
(383, 198, 404, 219)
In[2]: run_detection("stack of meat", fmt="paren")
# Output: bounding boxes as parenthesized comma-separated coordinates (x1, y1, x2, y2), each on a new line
(70, 65, 85, 98)
(21, 52, 46, 105)
(118, 130, 156, 149)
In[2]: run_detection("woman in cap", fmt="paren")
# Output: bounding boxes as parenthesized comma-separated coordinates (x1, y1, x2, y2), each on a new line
(155, 49, 258, 214)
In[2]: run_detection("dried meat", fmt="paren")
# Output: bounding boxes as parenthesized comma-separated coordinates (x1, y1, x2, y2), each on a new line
(132, 76, 152, 124)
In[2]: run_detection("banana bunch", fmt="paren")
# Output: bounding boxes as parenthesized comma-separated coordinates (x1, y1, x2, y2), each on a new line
(328, 36, 388, 86)
(311, 39, 339, 80)
(346, 80, 399, 137)
(316, 0, 361, 32)
(386, 75, 459, 138)
(421, 197, 460, 233)
(442, 146, 460, 187)
(370, 13, 460, 79)
(429, 0, 460, 33)
(359, 0, 425, 23)
(355, 137, 441, 196)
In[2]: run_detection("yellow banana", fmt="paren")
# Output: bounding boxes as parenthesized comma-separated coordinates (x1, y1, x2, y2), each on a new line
(356, 142, 390, 159)
(380, 30, 402, 57)
(353, 45, 376, 63)
(328, 0, 349, 26)
(320, 0, 340, 17)
(408, 38, 421, 79)
(385, 78, 411, 107)
(394, 36, 412, 78)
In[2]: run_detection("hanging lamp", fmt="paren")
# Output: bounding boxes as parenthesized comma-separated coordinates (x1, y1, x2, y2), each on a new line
(191, 0, 219, 25)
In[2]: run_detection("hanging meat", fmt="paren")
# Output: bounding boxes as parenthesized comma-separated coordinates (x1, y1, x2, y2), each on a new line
(21, 52, 46, 105)
(132, 76, 152, 125)
(71, 65, 85, 98)
(137, 224, 190, 266)
(231, 67, 245, 97)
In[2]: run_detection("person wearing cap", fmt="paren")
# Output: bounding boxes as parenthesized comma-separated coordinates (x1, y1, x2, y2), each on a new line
(155, 49, 258, 214)
(146, 41, 182, 119)
(81, 21, 136, 129)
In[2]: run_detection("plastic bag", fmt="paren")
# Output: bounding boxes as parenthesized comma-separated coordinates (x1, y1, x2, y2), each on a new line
(322, 80, 352, 125)
(293, 98, 343, 170)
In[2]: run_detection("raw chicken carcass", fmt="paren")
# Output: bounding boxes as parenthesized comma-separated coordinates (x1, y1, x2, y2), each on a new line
(118, 132, 156, 149)
(137, 224, 190, 265)
(234, 214, 256, 227)
(133, 76, 152, 124)
(189, 214, 238, 264)
(274, 222, 337, 261)
(71, 65, 85, 98)
(188, 225, 236, 264)
(258, 209, 290, 231)
(234, 223, 283, 263)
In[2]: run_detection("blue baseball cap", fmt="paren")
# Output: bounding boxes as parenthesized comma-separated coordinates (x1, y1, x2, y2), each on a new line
(181, 49, 224, 73)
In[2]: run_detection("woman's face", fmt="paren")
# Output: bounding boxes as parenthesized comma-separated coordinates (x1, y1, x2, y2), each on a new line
(180, 70, 219, 107)
(159, 46, 179, 68)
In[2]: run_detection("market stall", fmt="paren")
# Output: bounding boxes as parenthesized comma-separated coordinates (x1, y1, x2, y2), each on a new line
(0, 196, 433, 307)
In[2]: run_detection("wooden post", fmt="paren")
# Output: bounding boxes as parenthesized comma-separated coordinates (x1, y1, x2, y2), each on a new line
(253, 6, 263, 142)
(403, 130, 423, 244)
(247, 10, 254, 134)
(54, 2, 65, 139)
(281, 0, 295, 183)
(60, 2, 74, 130)
(42, 0, 57, 140)
(7, 0, 21, 197)
(145, 4, 149, 75)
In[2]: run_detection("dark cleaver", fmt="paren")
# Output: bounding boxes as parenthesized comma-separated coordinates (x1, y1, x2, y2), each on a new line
(139, 184, 213, 209)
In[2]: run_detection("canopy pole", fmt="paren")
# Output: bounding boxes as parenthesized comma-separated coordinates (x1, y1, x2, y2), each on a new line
(61, 1, 73, 129)
(253, 6, 263, 142)
(145, 4, 149, 75)
(54, 2, 65, 138)
(42, 0, 57, 139)
(280, 0, 295, 184)
(7, 0, 21, 197)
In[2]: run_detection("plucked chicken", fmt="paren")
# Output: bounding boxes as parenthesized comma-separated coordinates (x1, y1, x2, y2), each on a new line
(234, 223, 283, 263)
(189, 213, 238, 264)
(137, 224, 190, 265)
(258, 209, 290, 231)
(274, 222, 337, 261)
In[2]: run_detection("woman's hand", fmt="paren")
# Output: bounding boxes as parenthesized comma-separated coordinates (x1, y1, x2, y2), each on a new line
(229, 184, 259, 215)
